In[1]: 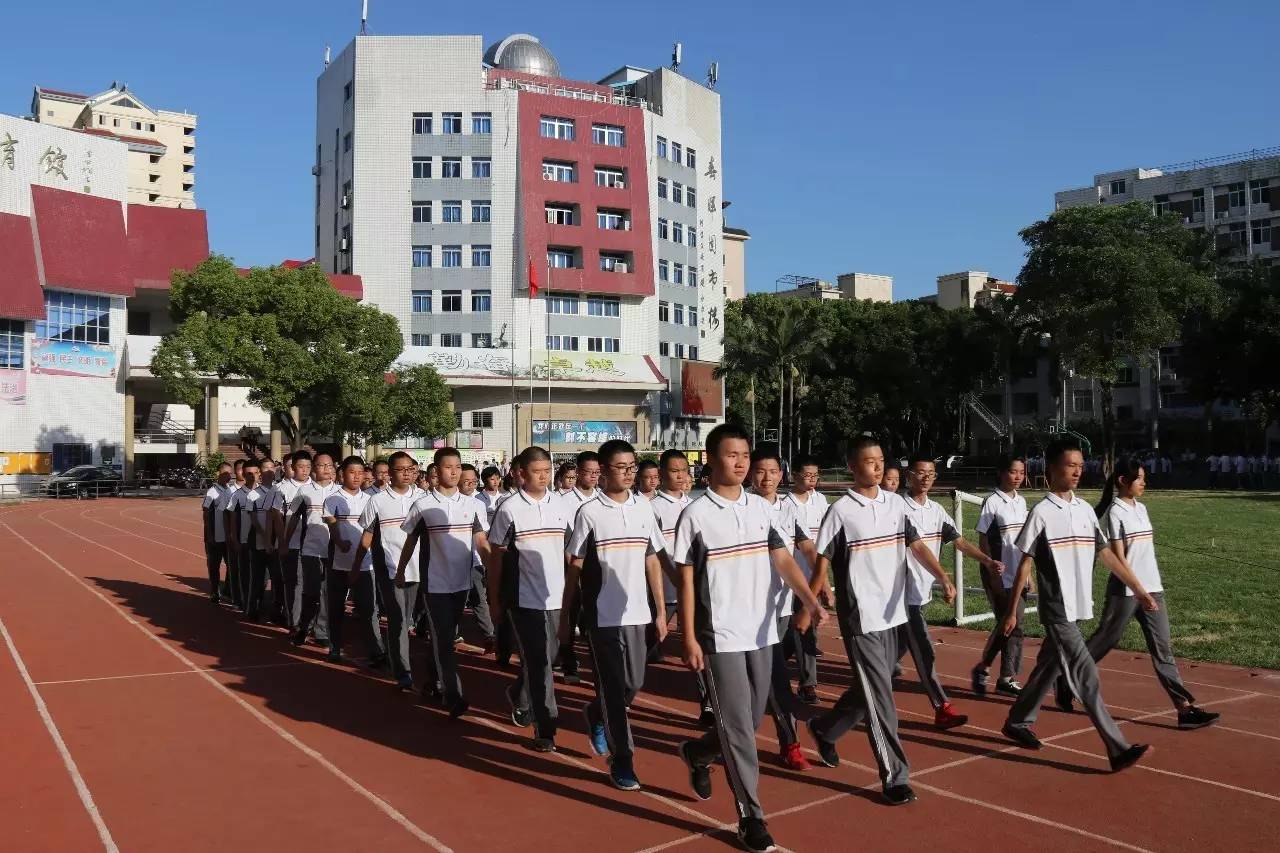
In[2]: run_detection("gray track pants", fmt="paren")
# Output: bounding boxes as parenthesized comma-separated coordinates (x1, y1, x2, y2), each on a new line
(586, 624, 648, 764)
(510, 607, 560, 739)
(979, 572, 1024, 679)
(326, 568, 384, 661)
(785, 610, 818, 690)
(897, 604, 948, 709)
(375, 573, 417, 681)
(470, 565, 495, 640)
(768, 615, 803, 747)
(685, 645, 773, 820)
(1007, 620, 1130, 758)
(812, 626, 909, 789)
(297, 556, 330, 642)
(422, 589, 469, 704)
(1085, 592, 1194, 709)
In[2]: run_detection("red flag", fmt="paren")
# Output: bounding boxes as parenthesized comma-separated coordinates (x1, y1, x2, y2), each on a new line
(527, 257, 538, 298)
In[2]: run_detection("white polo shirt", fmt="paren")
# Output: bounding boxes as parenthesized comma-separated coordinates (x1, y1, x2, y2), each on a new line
(1014, 492, 1108, 624)
(976, 489, 1028, 589)
(671, 487, 789, 654)
(230, 486, 269, 547)
(1100, 498, 1162, 598)
(322, 488, 373, 572)
(760, 493, 809, 615)
(900, 493, 960, 605)
(786, 490, 828, 582)
(290, 481, 339, 558)
(555, 486, 600, 522)
(202, 483, 231, 543)
(402, 489, 489, 592)
(251, 485, 277, 550)
(360, 486, 425, 580)
(271, 477, 311, 550)
(816, 487, 917, 635)
(489, 489, 573, 610)
(650, 490, 691, 604)
(568, 492, 667, 629)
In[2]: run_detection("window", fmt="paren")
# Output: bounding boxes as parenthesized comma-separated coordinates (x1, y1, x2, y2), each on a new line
(540, 116, 575, 140)
(1251, 179, 1271, 206)
(344, 81, 352, 101)
(672, 222, 684, 244)
(595, 167, 625, 188)
(674, 343, 685, 358)
(1154, 195, 1170, 216)
(441, 157, 462, 178)
(1228, 182, 1246, 208)
(1071, 389, 1093, 413)
(440, 291, 462, 312)
(0, 319, 23, 369)
(412, 201, 431, 223)
(1193, 189, 1205, 213)
(686, 147, 696, 169)
(587, 297, 620, 317)
(442, 246, 462, 268)
(440, 333, 463, 347)
(454, 412, 464, 429)
(592, 123, 625, 146)
(673, 303, 685, 325)
(656, 136, 668, 159)
(687, 225, 697, 247)
(472, 333, 492, 348)
(672, 262, 684, 285)
(442, 112, 462, 134)
(658, 218, 669, 240)
(658, 259, 670, 282)
(472, 201, 491, 223)
(471, 411, 494, 428)
(686, 186, 697, 209)
(659, 341, 670, 356)
(412, 291, 432, 312)
(587, 337, 620, 352)
(659, 301, 670, 323)
(689, 345, 699, 360)
(543, 161, 575, 183)
(688, 266, 698, 287)
(671, 141, 682, 163)
(1225, 221, 1247, 248)
(689, 306, 698, 327)
(37, 291, 111, 344)
(1253, 218, 1273, 246)
(411, 333, 431, 346)
(442, 200, 462, 222)
(412, 246, 432, 268)
(343, 132, 352, 153)
(472, 289, 492, 310)
(545, 204, 576, 225)
(597, 210, 626, 230)
(412, 157, 431, 179)
(472, 157, 492, 178)
(132, 120, 143, 131)
(671, 182, 683, 205)
(600, 252, 627, 272)
(547, 335, 579, 351)
(548, 294, 579, 315)
(472, 247, 492, 268)
(1115, 364, 1136, 385)
(657, 177, 668, 199)
(1109, 179, 1126, 195)
(472, 112, 492, 134)
(547, 249, 575, 269)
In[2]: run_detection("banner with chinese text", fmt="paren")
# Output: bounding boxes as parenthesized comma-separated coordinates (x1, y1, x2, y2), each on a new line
(31, 340, 117, 378)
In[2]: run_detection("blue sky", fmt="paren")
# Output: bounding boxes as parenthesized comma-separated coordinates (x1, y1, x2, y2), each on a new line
(3, 1, 1277, 300)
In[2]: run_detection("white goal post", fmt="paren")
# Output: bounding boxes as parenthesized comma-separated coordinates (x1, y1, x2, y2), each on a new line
(950, 489, 1035, 626)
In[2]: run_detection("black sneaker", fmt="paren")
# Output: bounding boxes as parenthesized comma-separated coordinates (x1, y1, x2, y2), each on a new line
(995, 678, 1023, 697)
(678, 741, 713, 800)
(1055, 691, 1074, 712)
(697, 705, 716, 728)
(531, 737, 557, 753)
(1109, 743, 1150, 772)
(367, 653, 389, 670)
(892, 663, 903, 680)
(448, 698, 469, 719)
(883, 784, 917, 806)
(806, 719, 840, 768)
(325, 649, 342, 663)
(971, 665, 989, 697)
(736, 817, 776, 853)
(1177, 706, 1220, 730)
(799, 685, 819, 706)
(562, 671, 582, 686)
(507, 685, 531, 728)
(1001, 722, 1042, 750)
(290, 630, 307, 647)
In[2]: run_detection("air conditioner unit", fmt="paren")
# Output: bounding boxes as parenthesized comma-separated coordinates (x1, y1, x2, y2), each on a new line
(614, 262, 629, 273)
(339, 237, 349, 251)
(340, 194, 350, 209)
(615, 180, 625, 189)
(623, 221, 631, 230)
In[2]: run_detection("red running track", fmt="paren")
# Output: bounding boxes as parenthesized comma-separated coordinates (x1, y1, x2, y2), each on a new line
(1, 497, 1277, 852)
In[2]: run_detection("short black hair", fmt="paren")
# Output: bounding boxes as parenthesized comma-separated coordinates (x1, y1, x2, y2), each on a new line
(387, 450, 414, 468)
(749, 448, 782, 468)
(908, 454, 934, 468)
(481, 466, 500, 481)
(996, 453, 1026, 473)
(434, 447, 461, 466)
(242, 457, 261, 471)
(659, 448, 688, 470)
(339, 455, 365, 472)
(794, 454, 820, 471)
(598, 440, 636, 467)
(290, 449, 312, 464)
(233, 459, 244, 470)
(216, 461, 232, 471)
(637, 459, 659, 474)
(845, 434, 881, 461)
(1045, 437, 1082, 466)
(425, 463, 437, 474)
(461, 463, 478, 474)
(520, 446, 552, 467)
(372, 459, 390, 470)
(575, 450, 600, 468)
(707, 423, 751, 457)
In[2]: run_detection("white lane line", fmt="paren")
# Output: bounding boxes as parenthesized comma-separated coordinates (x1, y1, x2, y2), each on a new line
(3, 515, 454, 852)
(0, 613, 120, 852)
(35, 661, 308, 686)
(117, 506, 204, 541)
(1046, 739, 1280, 803)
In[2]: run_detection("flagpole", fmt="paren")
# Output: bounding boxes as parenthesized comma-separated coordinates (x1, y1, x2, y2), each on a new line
(545, 258, 552, 436)
(527, 257, 536, 447)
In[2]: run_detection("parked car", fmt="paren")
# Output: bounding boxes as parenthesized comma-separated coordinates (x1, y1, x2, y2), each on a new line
(45, 465, 123, 498)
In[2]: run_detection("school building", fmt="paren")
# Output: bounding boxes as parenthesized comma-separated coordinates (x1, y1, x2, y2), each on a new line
(314, 33, 727, 464)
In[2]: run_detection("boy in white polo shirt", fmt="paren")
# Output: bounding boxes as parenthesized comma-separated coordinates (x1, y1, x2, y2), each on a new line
(459, 463, 497, 651)
(1001, 438, 1153, 772)
(488, 447, 574, 751)
(223, 461, 245, 607)
(322, 457, 387, 667)
(972, 454, 1029, 697)
(806, 436, 957, 807)
(555, 450, 602, 685)
(287, 453, 338, 648)
(201, 462, 234, 604)
(784, 455, 830, 705)
(564, 439, 668, 790)
(398, 448, 490, 715)
(271, 451, 312, 629)
(227, 459, 267, 618)
(674, 425, 827, 853)
(354, 451, 425, 691)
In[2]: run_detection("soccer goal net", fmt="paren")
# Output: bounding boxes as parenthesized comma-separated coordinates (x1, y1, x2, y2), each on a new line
(949, 489, 1035, 626)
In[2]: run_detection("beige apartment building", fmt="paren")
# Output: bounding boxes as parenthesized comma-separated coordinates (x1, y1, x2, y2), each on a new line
(32, 83, 197, 207)
(723, 225, 749, 300)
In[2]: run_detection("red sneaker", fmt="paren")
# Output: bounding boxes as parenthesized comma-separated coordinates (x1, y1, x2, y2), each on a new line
(934, 702, 968, 730)
(781, 742, 810, 771)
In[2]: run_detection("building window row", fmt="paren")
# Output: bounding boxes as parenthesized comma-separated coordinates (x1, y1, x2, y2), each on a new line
(411, 245, 492, 269)
(410, 333, 494, 349)
(411, 111, 492, 135)
(658, 301, 698, 327)
(412, 156, 492, 179)
(657, 260, 697, 286)
(410, 200, 493, 224)
(0, 319, 24, 369)
(657, 341, 697, 360)
(656, 218, 697, 247)
(36, 291, 111, 345)
(655, 136, 696, 169)
(411, 289, 492, 313)
(544, 248, 633, 273)
(546, 335, 620, 352)
(657, 178, 697, 209)
(541, 161, 629, 188)
(546, 294, 620, 316)
(587, 337, 620, 352)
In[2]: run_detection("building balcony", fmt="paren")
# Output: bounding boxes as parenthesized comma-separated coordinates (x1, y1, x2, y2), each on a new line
(487, 75, 660, 115)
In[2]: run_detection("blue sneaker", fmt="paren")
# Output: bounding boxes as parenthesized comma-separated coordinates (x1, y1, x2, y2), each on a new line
(584, 706, 609, 756)
(609, 761, 641, 791)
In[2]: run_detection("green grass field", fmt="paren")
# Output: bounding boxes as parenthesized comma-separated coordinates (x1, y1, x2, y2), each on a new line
(913, 490, 1280, 671)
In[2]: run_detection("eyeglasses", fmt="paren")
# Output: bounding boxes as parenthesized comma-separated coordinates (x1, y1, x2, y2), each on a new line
(391, 466, 416, 473)
(609, 464, 639, 473)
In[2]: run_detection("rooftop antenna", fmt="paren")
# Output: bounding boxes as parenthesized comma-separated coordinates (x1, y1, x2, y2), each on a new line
(324, 45, 331, 67)
(360, 0, 368, 35)
(671, 42, 682, 69)
(707, 61, 719, 88)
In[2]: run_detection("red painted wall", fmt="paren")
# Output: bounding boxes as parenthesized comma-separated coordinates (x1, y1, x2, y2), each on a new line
(517, 91, 654, 298)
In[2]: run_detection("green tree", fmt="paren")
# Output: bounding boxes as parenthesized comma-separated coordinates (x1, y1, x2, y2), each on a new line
(1015, 202, 1218, 467)
(151, 257, 454, 449)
